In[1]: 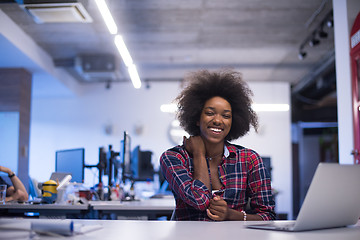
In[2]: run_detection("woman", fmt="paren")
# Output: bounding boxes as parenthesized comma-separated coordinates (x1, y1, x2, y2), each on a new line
(160, 69, 275, 221)
(0, 165, 28, 202)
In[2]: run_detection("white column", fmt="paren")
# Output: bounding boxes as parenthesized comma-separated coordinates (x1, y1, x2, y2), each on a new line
(332, 0, 360, 164)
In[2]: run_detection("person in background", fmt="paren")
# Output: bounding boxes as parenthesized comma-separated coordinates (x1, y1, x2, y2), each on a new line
(160, 69, 276, 221)
(0, 165, 28, 202)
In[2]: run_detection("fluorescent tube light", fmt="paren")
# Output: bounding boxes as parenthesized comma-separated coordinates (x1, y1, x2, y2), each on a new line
(252, 104, 290, 112)
(128, 64, 141, 89)
(95, 0, 117, 34)
(170, 129, 188, 137)
(160, 104, 178, 113)
(171, 120, 181, 127)
(114, 35, 133, 67)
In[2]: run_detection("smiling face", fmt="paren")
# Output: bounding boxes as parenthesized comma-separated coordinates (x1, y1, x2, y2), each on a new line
(197, 96, 232, 145)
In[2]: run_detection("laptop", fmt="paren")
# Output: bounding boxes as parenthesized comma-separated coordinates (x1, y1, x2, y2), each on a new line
(246, 163, 360, 231)
(50, 172, 72, 183)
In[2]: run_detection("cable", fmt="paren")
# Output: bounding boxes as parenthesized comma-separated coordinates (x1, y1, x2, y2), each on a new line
(305, 0, 329, 29)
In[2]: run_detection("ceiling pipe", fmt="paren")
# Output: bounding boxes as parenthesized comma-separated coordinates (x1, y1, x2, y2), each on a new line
(292, 50, 335, 94)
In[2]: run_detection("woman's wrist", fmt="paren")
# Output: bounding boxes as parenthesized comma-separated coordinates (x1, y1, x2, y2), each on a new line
(6, 168, 13, 175)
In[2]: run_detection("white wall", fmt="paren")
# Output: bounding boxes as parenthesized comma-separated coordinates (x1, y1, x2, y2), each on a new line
(29, 80, 292, 218)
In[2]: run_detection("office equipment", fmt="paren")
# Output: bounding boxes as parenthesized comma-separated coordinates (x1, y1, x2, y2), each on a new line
(106, 144, 120, 186)
(131, 145, 154, 181)
(31, 219, 74, 236)
(84, 147, 107, 184)
(55, 148, 85, 183)
(50, 172, 72, 182)
(121, 131, 132, 182)
(246, 163, 360, 231)
(261, 156, 272, 180)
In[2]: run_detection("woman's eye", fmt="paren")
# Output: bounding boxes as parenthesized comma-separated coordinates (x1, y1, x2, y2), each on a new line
(205, 111, 214, 116)
(223, 114, 231, 119)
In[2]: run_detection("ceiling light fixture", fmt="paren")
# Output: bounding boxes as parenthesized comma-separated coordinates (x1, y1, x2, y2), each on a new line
(298, 10, 333, 60)
(327, 19, 334, 28)
(318, 23, 328, 39)
(251, 104, 290, 112)
(160, 104, 178, 113)
(298, 50, 307, 60)
(318, 29, 328, 39)
(128, 64, 142, 89)
(114, 35, 133, 67)
(95, 0, 117, 34)
(309, 36, 320, 47)
(95, 0, 142, 89)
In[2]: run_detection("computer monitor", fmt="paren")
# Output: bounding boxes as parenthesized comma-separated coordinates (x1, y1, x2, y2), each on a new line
(131, 145, 154, 181)
(55, 148, 85, 183)
(106, 144, 120, 186)
(121, 131, 132, 182)
(261, 156, 272, 180)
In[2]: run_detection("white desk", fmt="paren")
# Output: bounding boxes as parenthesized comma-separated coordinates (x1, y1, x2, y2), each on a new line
(0, 202, 89, 218)
(2, 219, 360, 240)
(0, 198, 175, 220)
(89, 197, 175, 220)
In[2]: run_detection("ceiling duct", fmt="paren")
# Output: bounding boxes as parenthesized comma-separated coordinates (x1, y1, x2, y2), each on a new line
(74, 54, 121, 82)
(20, 2, 92, 23)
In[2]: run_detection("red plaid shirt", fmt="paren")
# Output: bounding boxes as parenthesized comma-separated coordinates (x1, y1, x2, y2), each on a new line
(160, 142, 276, 221)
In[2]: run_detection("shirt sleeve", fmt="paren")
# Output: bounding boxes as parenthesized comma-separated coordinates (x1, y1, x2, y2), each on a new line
(247, 151, 276, 220)
(160, 147, 211, 211)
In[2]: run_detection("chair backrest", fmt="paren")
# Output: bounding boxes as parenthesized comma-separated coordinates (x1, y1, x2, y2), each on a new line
(28, 177, 41, 198)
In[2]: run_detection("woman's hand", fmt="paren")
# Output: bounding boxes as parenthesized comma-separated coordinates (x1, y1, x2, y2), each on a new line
(207, 195, 230, 221)
(183, 136, 206, 158)
(183, 136, 211, 192)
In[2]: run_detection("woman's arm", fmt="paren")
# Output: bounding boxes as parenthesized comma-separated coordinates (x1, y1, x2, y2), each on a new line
(183, 136, 211, 191)
(160, 140, 212, 211)
(0, 166, 29, 202)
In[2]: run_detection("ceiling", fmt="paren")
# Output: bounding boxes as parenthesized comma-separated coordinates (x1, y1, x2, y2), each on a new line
(0, 0, 337, 121)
